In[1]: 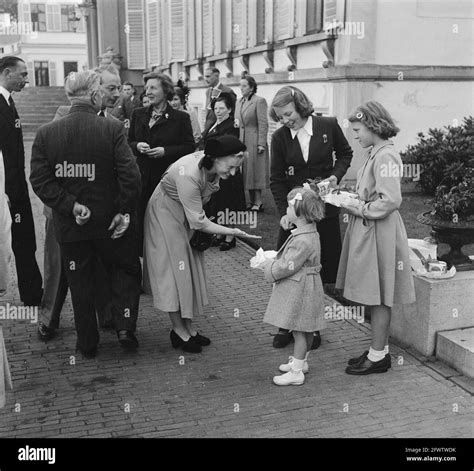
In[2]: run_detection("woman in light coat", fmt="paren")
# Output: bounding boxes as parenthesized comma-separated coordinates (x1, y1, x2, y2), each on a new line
(235, 75, 269, 211)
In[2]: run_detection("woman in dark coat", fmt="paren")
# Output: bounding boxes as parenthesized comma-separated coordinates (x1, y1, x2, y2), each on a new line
(128, 73, 195, 251)
(201, 93, 246, 250)
(269, 86, 353, 348)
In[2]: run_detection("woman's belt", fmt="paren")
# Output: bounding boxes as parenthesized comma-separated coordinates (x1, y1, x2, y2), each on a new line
(304, 265, 321, 275)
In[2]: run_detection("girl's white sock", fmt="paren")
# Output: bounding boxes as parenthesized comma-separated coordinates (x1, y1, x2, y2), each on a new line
(383, 345, 389, 355)
(304, 352, 310, 361)
(292, 358, 305, 371)
(367, 347, 385, 362)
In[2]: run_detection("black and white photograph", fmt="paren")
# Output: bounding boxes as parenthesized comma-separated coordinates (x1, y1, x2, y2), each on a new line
(0, 0, 472, 464)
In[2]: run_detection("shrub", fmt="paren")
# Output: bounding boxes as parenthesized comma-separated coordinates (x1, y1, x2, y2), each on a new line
(400, 116, 473, 196)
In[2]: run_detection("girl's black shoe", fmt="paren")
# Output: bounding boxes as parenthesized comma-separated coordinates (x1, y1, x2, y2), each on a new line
(170, 330, 202, 353)
(191, 332, 211, 346)
(348, 350, 369, 365)
(345, 355, 390, 375)
(219, 238, 236, 251)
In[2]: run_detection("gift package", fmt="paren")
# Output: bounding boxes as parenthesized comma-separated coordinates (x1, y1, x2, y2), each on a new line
(250, 248, 277, 270)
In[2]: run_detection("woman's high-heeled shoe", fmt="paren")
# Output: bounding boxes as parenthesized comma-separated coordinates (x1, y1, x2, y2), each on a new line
(219, 238, 236, 251)
(191, 332, 211, 346)
(170, 330, 202, 353)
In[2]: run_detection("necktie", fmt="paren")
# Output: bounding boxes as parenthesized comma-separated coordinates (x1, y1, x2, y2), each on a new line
(8, 96, 18, 119)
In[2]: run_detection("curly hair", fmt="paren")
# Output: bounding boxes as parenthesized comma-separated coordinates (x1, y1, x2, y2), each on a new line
(348, 101, 400, 139)
(287, 180, 325, 223)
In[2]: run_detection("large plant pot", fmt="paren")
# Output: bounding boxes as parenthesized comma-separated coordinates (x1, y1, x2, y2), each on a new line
(417, 211, 474, 271)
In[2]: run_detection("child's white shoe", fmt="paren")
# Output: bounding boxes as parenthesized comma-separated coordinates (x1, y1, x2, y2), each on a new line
(273, 368, 305, 386)
(279, 356, 309, 374)
(273, 358, 305, 386)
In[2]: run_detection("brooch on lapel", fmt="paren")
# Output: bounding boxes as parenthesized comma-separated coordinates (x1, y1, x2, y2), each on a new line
(323, 134, 328, 143)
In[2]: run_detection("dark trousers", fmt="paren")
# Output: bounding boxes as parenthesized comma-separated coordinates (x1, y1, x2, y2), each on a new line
(277, 216, 342, 285)
(10, 202, 43, 305)
(41, 215, 113, 329)
(60, 233, 141, 352)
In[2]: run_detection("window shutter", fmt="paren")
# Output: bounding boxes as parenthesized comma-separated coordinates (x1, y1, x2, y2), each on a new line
(20, 3, 31, 24)
(49, 62, 57, 86)
(77, 15, 85, 33)
(126, 0, 146, 69)
(231, 0, 246, 50)
(323, 0, 337, 27)
(147, 0, 160, 66)
(169, 0, 185, 61)
(186, 0, 196, 60)
(202, 0, 213, 56)
(26, 61, 35, 86)
(273, 0, 294, 41)
(159, 0, 170, 67)
(46, 4, 61, 32)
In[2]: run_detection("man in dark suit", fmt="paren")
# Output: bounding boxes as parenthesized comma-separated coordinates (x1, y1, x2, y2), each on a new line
(121, 82, 142, 120)
(37, 68, 128, 341)
(203, 67, 237, 132)
(30, 70, 142, 358)
(0, 56, 43, 306)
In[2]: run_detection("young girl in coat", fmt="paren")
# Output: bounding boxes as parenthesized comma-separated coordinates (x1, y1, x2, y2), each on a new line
(336, 101, 416, 375)
(262, 183, 326, 386)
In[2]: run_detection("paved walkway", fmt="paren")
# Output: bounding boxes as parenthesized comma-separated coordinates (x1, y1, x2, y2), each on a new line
(0, 140, 472, 439)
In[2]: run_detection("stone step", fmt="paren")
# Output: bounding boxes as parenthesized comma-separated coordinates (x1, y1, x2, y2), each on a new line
(11, 86, 70, 130)
(436, 327, 474, 378)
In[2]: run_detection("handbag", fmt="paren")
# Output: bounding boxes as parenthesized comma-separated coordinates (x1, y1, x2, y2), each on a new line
(189, 212, 215, 252)
(190, 229, 213, 252)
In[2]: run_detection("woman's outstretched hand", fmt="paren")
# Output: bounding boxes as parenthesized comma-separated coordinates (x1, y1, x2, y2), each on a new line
(233, 228, 262, 239)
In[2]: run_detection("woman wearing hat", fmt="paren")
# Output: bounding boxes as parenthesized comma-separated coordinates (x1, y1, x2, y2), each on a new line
(143, 135, 259, 353)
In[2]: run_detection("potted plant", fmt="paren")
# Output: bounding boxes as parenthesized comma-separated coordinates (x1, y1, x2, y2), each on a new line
(401, 116, 474, 271)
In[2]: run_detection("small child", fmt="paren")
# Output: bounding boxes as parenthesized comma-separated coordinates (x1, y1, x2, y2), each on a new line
(262, 183, 326, 386)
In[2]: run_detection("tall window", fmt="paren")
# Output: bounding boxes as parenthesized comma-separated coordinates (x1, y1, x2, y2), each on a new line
(34, 61, 49, 86)
(61, 5, 76, 32)
(307, 0, 323, 34)
(31, 3, 46, 32)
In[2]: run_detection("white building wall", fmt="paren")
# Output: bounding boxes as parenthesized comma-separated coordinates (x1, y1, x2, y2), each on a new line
(17, 0, 87, 86)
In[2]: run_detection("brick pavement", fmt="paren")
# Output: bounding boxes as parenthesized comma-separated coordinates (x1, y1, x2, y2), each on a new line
(0, 140, 471, 439)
